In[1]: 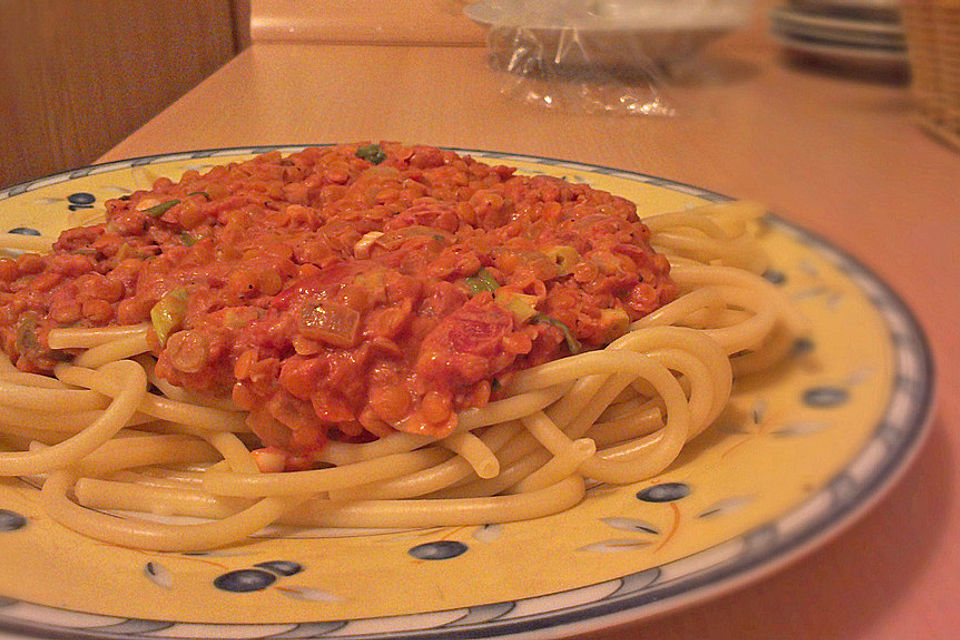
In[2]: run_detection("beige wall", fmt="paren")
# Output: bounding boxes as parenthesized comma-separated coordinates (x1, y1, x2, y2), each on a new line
(0, 0, 250, 189)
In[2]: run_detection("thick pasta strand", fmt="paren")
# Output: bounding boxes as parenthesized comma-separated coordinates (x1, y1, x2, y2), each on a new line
(43, 470, 303, 552)
(0, 381, 109, 412)
(438, 431, 500, 479)
(586, 409, 665, 448)
(507, 439, 595, 494)
(282, 476, 586, 529)
(645, 201, 769, 272)
(201, 449, 453, 498)
(55, 363, 248, 433)
(76, 435, 220, 477)
(76, 477, 254, 519)
(0, 361, 145, 476)
(47, 324, 152, 350)
(74, 334, 151, 369)
(0, 405, 152, 431)
(328, 421, 521, 501)
(0, 424, 74, 446)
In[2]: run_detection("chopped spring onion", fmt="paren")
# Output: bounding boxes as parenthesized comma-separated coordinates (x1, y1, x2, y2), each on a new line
(144, 199, 180, 218)
(355, 144, 386, 165)
(464, 268, 500, 295)
(188, 191, 212, 200)
(495, 291, 539, 323)
(180, 232, 198, 246)
(15, 314, 39, 353)
(532, 313, 581, 354)
(150, 288, 188, 344)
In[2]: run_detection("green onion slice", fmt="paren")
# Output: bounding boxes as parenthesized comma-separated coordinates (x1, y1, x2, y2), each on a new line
(144, 199, 180, 218)
(355, 144, 387, 165)
(533, 313, 582, 354)
(464, 268, 500, 295)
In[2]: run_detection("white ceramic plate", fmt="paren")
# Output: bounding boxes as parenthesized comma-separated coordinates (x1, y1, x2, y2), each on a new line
(770, 21, 904, 49)
(771, 27, 909, 66)
(787, 0, 901, 21)
(772, 6, 904, 34)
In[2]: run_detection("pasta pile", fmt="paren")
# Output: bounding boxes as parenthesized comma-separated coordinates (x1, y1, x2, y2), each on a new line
(0, 198, 804, 552)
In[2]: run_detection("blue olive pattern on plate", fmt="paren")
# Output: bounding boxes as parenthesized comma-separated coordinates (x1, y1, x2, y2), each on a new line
(210, 560, 343, 602)
(408, 541, 469, 561)
(255, 561, 303, 576)
(6, 227, 40, 236)
(214, 560, 303, 593)
(214, 569, 278, 593)
(0, 509, 27, 532)
(67, 192, 96, 210)
(803, 386, 850, 408)
(636, 483, 691, 503)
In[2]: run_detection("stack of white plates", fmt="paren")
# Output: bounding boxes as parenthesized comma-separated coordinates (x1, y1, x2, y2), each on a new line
(769, 0, 908, 70)
(465, 0, 754, 67)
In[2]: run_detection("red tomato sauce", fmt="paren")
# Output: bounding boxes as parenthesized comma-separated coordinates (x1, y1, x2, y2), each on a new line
(0, 144, 678, 466)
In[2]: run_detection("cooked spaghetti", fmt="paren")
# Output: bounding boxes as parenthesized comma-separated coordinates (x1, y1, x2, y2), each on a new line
(0, 144, 805, 551)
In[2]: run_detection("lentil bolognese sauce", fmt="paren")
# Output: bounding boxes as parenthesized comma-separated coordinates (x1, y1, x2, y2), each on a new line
(0, 143, 805, 551)
(2, 144, 677, 464)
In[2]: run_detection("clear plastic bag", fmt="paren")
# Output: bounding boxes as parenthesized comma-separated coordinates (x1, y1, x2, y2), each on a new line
(465, 0, 753, 116)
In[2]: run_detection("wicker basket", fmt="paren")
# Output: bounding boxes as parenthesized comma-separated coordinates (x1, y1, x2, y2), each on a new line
(901, 0, 960, 149)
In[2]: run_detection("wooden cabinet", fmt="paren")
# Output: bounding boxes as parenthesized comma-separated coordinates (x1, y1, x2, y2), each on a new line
(0, 0, 250, 188)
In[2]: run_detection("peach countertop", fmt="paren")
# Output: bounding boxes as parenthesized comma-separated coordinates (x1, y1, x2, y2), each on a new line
(98, 7, 959, 639)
